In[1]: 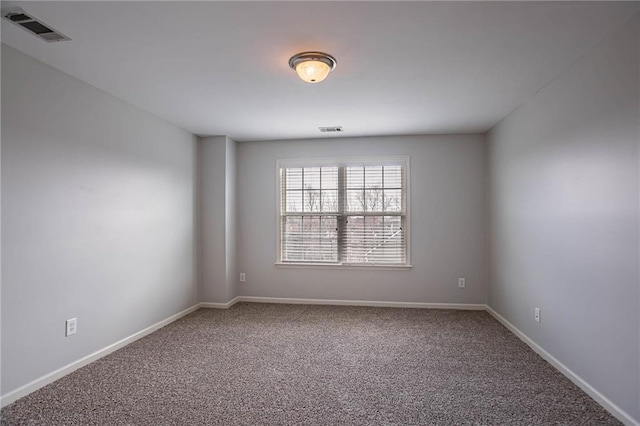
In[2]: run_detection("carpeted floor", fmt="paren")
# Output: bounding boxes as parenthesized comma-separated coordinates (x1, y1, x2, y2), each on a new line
(1, 303, 620, 425)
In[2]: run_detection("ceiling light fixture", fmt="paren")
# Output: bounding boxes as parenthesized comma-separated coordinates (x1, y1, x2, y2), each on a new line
(289, 51, 337, 83)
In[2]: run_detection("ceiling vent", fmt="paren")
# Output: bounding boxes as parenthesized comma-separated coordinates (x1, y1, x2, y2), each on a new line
(319, 126, 343, 133)
(2, 9, 71, 42)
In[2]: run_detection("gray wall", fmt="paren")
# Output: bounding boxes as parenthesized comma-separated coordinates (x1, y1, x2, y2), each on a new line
(1, 46, 198, 395)
(199, 136, 237, 303)
(225, 137, 238, 300)
(487, 14, 639, 421)
(237, 135, 487, 303)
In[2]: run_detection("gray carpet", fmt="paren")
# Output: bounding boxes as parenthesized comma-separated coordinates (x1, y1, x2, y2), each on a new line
(1, 303, 619, 425)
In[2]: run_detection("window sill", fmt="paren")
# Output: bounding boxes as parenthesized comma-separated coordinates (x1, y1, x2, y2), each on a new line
(275, 262, 412, 271)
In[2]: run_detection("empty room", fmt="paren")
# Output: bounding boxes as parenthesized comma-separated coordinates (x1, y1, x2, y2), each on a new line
(1, 1, 639, 424)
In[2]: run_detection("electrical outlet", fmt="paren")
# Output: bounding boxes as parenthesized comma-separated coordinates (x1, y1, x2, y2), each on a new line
(458, 278, 466, 288)
(534, 307, 540, 323)
(65, 318, 77, 337)
(239, 272, 246, 283)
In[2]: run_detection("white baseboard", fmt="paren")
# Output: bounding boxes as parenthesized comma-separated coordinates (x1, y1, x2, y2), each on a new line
(1, 296, 479, 407)
(7, 298, 630, 425)
(485, 305, 638, 426)
(199, 296, 241, 309)
(0, 303, 201, 408)
(237, 296, 485, 310)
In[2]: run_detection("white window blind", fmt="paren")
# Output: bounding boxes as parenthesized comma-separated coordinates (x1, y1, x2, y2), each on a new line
(278, 159, 408, 266)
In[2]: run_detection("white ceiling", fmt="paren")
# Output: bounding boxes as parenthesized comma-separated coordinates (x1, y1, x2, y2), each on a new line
(2, 1, 638, 141)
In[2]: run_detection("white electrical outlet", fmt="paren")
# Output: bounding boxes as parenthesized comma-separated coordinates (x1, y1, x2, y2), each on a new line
(239, 272, 246, 283)
(65, 318, 77, 336)
(458, 278, 466, 288)
(534, 307, 540, 323)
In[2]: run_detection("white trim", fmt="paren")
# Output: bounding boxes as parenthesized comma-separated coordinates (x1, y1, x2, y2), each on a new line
(2, 296, 478, 408)
(5, 298, 631, 425)
(275, 262, 412, 270)
(237, 296, 484, 310)
(277, 155, 411, 168)
(0, 303, 201, 408)
(485, 305, 639, 426)
(276, 156, 411, 267)
(199, 296, 241, 309)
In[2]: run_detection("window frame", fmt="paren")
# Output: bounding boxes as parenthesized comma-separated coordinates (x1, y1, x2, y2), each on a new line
(275, 156, 411, 269)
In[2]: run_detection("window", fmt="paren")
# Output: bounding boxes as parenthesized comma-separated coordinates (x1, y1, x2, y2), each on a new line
(277, 157, 409, 267)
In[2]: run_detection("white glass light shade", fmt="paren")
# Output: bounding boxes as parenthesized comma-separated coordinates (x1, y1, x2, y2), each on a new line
(289, 52, 337, 84)
(295, 60, 331, 83)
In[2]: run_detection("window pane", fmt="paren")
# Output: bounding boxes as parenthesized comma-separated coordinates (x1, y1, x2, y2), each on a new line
(374, 216, 404, 263)
(321, 167, 338, 190)
(346, 167, 364, 188)
(364, 189, 383, 212)
(384, 189, 402, 212)
(347, 189, 365, 212)
(303, 189, 321, 212)
(282, 215, 337, 262)
(383, 166, 402, 189)
(286, 168, 303, 190)
(365, 166, 383, 189)
(302, 216, 320, 261)
(321, 190, 338, 212)
(285, 190, 302, 213)
(344, 216, 366, 262)
(282, 216, 303, 261)
(304, 167, 321, 190)
(319, 216, 338, 262)
(344, 215, 404, 264)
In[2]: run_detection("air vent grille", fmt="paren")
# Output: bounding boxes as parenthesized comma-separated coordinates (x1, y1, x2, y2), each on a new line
(7, 13, 31, 22)
(319, 126, 343, 133)
(2, 9, 71, 42)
